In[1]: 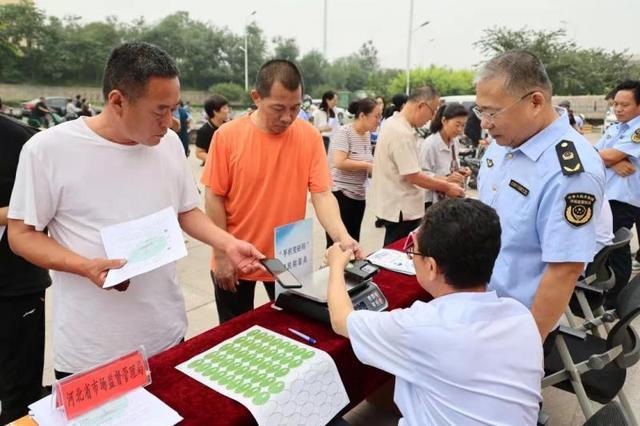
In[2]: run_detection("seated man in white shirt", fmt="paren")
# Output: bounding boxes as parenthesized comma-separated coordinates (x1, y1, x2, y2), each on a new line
(326, 198, 544, 425)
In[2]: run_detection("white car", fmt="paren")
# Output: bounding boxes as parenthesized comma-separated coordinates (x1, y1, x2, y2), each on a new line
(603, 106, 617, 133)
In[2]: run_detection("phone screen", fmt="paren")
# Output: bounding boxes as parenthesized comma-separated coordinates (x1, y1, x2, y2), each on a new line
(260, 258, 303, 289)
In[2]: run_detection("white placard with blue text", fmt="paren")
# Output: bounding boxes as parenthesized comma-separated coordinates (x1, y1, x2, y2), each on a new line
(274, 219, 313, 296)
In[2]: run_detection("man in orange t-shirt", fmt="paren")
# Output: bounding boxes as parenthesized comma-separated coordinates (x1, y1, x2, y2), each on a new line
(201, 59, 362, 323)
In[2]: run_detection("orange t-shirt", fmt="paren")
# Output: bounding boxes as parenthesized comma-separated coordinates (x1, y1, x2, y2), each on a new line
(201, 114, 331, 281)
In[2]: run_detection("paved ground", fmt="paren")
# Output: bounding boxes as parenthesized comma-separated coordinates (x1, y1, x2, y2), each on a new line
(40, 131, 639, 425)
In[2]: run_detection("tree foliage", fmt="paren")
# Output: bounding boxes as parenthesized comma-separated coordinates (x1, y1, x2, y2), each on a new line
(474, 27, 640, 95)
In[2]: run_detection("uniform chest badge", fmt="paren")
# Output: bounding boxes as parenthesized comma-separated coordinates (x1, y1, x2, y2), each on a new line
(564, 193, 595, 227)
(632, 128, 640, 143)
(486, 158, 494, 168)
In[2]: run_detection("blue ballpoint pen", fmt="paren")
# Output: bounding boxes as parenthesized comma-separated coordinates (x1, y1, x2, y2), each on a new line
(287, 328, 317, 345)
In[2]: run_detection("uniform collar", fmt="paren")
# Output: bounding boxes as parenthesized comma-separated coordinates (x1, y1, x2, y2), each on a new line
(619, 114, 640, 132)
(515, 108, 570, 162)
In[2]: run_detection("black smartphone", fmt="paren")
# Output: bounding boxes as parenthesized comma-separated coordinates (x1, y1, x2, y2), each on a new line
(260, 258, 303, 289)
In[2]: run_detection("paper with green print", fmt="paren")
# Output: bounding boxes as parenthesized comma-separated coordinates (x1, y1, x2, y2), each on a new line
(176, 325, 349, 425)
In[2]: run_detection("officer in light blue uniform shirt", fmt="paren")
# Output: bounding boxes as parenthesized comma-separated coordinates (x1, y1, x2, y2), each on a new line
(475, 51, 605, 341)
(594, 80, 640, 304)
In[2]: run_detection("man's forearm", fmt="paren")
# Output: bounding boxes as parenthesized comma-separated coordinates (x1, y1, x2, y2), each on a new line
(8, 219, 88, 275)
(599, 148, 627, 167)
(327, 266, 354, 337)
(178, 207, 234, 256)
(0, 206, 8, 226)
(204, 189, 231, 258)
(311, 191, 350, 242)
(405, 172, 449, 192)
(531, 262, 584, 340)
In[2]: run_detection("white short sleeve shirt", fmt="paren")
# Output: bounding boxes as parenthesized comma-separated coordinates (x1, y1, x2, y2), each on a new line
(9, 117, 200, 373)
(347, 291, 543, 426)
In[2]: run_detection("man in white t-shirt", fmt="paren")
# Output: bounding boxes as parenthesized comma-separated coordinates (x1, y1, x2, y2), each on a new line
(326, 199, 543, 425)
(7, 42, 264, 377)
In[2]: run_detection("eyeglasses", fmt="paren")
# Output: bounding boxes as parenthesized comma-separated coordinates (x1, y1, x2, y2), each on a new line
(472, 91, 536, 123)
(403, 230, 423, 259)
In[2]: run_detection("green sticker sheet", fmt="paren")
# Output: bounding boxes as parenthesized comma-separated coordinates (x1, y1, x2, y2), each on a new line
(175, 326, 349, 425)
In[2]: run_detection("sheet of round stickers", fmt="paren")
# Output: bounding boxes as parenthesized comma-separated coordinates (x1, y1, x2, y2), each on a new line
(176, 325, 349, 425)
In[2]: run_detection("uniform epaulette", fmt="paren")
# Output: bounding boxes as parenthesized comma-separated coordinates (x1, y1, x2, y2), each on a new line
(555, 140, 584, 176)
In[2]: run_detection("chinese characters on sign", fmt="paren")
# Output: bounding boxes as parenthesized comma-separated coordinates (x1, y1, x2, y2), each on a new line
(55, 349, 150, 420)
(274, 219, 313, 297)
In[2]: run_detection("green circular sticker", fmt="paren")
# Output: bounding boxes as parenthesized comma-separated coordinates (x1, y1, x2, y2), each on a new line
(279, 356, 291, 365)
(268, 380, 285, 394)
(260, 375, 275, 388)
(243, 386, 259, 399)
(247, 329, 262, 338)
(300, 349, 315, 360)
(188, 359, 204, 369)
(253, 392, 270, 405)
(235, 381, 252, 395)
(288, 358, 303, 368)
(235, 336, 249, 345)
(194, 363, 209, 373)
(218, 372, 230, 386)
(210, 368, 223, 381)
(226, 377, 243, 391)
(273, 366, 289, 377)
(220, 343, 234, 352)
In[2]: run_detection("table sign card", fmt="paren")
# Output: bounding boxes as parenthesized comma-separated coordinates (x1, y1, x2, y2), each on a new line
(53, 348, 151, 420)
(274, 218, 313, 298)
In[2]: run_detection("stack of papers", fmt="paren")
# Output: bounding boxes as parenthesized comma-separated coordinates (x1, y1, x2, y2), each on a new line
(28, 388, 182, 426)
(367, 248, 416, 276)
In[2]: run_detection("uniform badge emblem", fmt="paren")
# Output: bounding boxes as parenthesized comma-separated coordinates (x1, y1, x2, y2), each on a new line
(632, 128, 640, 143)
(509, 179, 529, 196)
(486, 158, 493, 168)
(564, 193, 595, 227)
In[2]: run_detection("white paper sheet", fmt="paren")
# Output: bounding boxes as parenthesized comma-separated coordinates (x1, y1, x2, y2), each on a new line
(368, 248, 416, 275)
(28, 387, 182, 426)
(100, 207, 187, 288)
(0, 225, 5, 241)
(176, 325, 349, 426)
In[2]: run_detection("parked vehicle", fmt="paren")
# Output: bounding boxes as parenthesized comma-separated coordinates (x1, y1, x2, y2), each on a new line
(603, 106, 617, 133)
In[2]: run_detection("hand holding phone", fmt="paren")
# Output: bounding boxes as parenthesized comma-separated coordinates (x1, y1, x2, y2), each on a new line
(260, 258, 303, 289)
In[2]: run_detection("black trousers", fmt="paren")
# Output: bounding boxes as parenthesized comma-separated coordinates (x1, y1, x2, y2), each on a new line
(0, 291, 46, 424)
(607, 200, 640, 304)
(212, 272, 276, 324)
(322, 136, 330, 152)
(382, 212, 421, 246)
(326, 190, 366, 248)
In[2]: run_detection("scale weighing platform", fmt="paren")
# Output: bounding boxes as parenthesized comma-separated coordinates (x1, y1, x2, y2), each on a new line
(274, 262, 388, 324)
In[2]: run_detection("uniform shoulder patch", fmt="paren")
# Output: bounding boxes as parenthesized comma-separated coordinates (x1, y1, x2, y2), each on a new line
(632, 128, 640, 143)
(564, 193, 595, 227)
(486, 158, 494, 168)
(556, 140, 584, 176)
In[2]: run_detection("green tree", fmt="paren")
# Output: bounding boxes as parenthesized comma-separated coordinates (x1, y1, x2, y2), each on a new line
(387, 66, 474, 96)
(298, 50, 329, 95)
(474, 27, 640, 95)
(271, 36, 299, 61)
(209, 82, 248, 103)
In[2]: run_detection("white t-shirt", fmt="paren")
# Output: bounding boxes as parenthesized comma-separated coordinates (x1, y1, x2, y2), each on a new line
(347, 291, 543, 426)
(313, 108, 339, 138)
(8, 117, 200, 373)
(419, 131, 463, 204)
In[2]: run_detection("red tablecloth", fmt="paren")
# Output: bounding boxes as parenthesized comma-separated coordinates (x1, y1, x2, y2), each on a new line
(147, 240, 431, 425)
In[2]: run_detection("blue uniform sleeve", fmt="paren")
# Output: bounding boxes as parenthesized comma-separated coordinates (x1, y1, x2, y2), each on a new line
(536, 172, 604, 263)
(347, 309, 415, 380)
(611, 137, 640, 158)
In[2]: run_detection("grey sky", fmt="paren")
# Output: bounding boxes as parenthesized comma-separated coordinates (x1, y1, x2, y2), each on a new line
(38, 0, 639, 70)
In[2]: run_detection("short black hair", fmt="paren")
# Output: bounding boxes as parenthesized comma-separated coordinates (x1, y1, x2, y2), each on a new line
(348, 97, 378, 118)
(204, 95, 229, 118)
(102, 42, 180, 101)
(416, 198, 501, 289)
(429, 102, 468, 134)
(613, 80, 640, 105)
(255, 59, 303, 98)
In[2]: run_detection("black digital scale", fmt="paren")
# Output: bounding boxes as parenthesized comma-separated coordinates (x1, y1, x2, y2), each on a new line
(274, 260, 388, 324)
